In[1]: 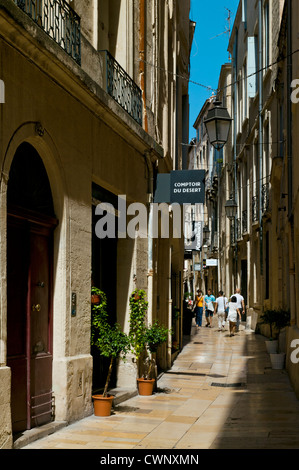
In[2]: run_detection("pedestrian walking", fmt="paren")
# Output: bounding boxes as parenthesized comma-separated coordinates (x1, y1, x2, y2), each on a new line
(214, 290, 228, 331)
(204, 289, 215, 327)
(227, 295, 241, 337)
(224, 292, 229, 320)
(234, 288, 245, 331)
(193, 289, 204, 327)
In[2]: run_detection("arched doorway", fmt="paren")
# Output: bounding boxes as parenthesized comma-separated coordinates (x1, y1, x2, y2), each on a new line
(7, 142, 58, 433)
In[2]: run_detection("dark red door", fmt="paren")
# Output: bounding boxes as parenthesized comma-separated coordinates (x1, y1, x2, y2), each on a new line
(7, 212, 55, 432)
(7, 217, 29, 433)
(29, 226, 53, 429)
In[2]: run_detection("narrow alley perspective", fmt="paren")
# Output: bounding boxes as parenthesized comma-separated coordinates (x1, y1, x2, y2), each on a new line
(2, 0, 299, 459)
(19, 320, 299, 451)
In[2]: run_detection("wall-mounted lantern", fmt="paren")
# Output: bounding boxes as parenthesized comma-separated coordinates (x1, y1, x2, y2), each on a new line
(204, 100, 232, 151)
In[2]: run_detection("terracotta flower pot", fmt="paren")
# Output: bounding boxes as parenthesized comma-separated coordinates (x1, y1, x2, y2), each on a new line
(91, 294, 101, 304)
(92, 394, 114, 416)
(137, 378, 155, 396)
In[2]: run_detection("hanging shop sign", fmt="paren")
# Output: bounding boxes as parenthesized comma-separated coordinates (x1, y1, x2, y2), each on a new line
(206, 259, 218, 267)
(170, 170, 205, 204)
(154, 170, 205, 205)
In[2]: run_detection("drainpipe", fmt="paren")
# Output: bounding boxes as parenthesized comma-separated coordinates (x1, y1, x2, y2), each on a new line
(168, 245, 172, 369)
(139, 0, 148, 132)
(145, 150, 154, 326)
(217, 181, 221, 290)
(0, 80, 4, 367)
(140, 1, 153, 326)
(287, 0, 293, 218)
(258, 0, 263, 277)
(286, 0, 296, 324)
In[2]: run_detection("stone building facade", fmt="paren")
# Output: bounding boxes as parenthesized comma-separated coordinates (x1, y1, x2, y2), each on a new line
(223, 0, 299, 395)
(222, 0, 283, 322)
(187, 0, 299, 400)
(0, 0, 193, 448)
(275, 0, 299, 397)
(186, 63, 232, 301)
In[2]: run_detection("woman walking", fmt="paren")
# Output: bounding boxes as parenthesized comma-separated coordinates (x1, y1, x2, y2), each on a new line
(193, 289, 204, 327)
(227, 295, 241, 337)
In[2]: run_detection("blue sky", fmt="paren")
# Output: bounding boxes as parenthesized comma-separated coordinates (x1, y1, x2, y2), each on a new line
(189, 0, 239, 139)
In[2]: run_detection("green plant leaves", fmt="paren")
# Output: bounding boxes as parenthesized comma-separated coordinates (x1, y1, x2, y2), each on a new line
(260, 308, 291, 339)
(128, 289, 148, 360)
(129, 288, 171, 358)
(91, 287, 172, 385)
(91, 288, 130, 359)
(145, 321, 170, 353)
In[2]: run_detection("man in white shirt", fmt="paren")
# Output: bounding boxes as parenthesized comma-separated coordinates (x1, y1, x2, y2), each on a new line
(234, 288, 245, 331)
(214, 291, 228, 331)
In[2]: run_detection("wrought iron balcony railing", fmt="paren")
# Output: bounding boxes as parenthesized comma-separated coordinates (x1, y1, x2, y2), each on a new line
(236, 217, 241, 240)
(242, 209, 248, 234)
(100, 50, 142, 126)
(252, 195, 259, 223)
(14, 0, 81, 65)
(230, 219, 235, 246)
(262, 182, 270, 213)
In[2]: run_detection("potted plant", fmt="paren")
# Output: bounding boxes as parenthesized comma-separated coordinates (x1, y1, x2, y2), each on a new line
(269, 309, 290, 370)
(273, 308, 291, 334)
(129, 289, 170, 395)
(259, 309, 279, 353)
(172, 306, 180, 321)
(260, 308, 291, 368)
(144, 320, 169, 387)
(91, 286, 101, 304)
(91, 287, 130, 416)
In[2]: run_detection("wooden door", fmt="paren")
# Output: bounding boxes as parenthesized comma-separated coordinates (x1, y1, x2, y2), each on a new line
(7, 212, 55, 432)
(29, 225, 53, 429)
(7, 217, 29, 433)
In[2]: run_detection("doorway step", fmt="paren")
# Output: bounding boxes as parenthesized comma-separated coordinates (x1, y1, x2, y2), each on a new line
(13, 421, 67, 449)
(13, 388, 137, 448)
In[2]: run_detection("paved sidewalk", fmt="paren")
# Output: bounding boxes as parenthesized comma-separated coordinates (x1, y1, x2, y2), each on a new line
(20, 320, 299, 450)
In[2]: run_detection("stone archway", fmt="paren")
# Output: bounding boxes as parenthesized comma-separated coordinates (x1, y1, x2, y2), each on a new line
(7, 142, 58, 433)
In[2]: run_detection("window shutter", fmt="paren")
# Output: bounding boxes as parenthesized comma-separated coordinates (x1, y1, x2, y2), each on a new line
(247, 36, 257, 98)
(242, 0, 247, 30)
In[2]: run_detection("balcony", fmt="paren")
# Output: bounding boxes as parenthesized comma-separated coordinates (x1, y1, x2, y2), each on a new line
(262, 183, 270, 213)
(13, 0, 81, 65)
(242, 209, 248, 234)
(252, 195, 259, 223)
(230, 220, 235, 246)
(236, 217, 242, 240)
(100, 50, 143, 127)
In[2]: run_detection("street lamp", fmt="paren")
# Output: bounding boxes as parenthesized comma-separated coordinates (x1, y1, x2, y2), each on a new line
(225, 193, 238, 220)
(204, 100, 232, 151)
(203, 99, 233, 293)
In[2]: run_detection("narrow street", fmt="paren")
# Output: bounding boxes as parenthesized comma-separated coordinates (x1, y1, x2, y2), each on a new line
(20, 320, 299, 450)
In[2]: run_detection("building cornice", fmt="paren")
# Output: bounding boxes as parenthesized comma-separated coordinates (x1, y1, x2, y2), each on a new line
(0, 1, 164, 160)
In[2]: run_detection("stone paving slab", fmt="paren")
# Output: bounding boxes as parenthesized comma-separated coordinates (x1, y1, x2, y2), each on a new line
(17, 320, 299, 450)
